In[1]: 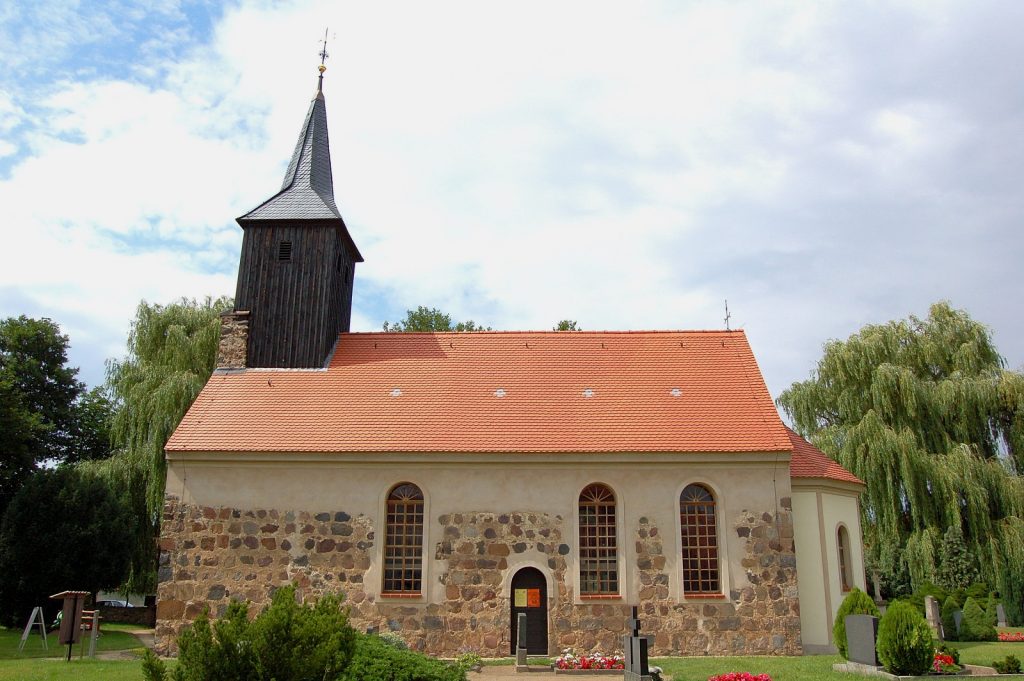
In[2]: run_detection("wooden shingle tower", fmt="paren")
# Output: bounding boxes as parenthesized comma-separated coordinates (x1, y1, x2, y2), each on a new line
(221, 63, 363, 369)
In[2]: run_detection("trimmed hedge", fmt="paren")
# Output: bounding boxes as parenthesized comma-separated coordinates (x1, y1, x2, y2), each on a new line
(833, 587, 881, 659)
(876, 601, 934, 676)
(342, 634, 466, 681)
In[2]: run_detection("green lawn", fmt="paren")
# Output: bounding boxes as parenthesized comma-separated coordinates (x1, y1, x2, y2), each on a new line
(654, 655, 848, 681)
(947, 627, 1024, 668)
(0, 623, 146, 660)
(0, 657, 152, 681)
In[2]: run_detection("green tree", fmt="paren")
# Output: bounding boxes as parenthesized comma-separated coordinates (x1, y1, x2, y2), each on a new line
(778, 302, 1024, 621)
(0, 466, 136, 626)
(0, 316, 96, 512)
(553, 320, 580, 331)
(383, 306, 490, 332)
(101, 297, 230, 593)
(64, 386, 115, 464)
(960, 597, 997, 641)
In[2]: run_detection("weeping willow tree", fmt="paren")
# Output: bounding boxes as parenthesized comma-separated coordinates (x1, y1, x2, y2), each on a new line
(96, 297, 230, 593)
(778, 302, 1024, 622)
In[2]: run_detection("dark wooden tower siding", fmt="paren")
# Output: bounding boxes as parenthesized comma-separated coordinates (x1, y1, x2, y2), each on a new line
(231, 74, 362, 369)
(234, 220, 356, 368)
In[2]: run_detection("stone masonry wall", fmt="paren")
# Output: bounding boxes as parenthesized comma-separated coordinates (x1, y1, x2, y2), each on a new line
(157, 495, 800, 657)
(215, 310, 249, 368)
(632, 497, 802, 655)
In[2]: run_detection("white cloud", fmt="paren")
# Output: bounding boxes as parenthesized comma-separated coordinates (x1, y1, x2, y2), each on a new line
(1, 0, 1022, 396)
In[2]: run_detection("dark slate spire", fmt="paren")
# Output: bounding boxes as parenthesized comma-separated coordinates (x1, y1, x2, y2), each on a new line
(239, 75, 342, 221)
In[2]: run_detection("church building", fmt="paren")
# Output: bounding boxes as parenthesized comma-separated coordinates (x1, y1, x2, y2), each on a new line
(156, 69, 866, 657)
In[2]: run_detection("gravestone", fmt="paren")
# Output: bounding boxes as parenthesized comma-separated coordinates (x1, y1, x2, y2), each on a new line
(997, 603, 1008, 628)
(845, 614, 880, 667)
(953, 610, 963, 636)
(623, 606, 653, 681)
(515, 613, 528, 667)
(925, 596, 943, 640)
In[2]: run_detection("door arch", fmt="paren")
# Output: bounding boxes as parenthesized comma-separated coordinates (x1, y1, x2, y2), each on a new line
(509, 567, 548, 655)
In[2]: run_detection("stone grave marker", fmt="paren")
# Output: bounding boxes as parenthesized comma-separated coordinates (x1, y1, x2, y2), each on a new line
(925, 595, 943, 640)
(953, 610, 963, 636)
(515, 613, 528, 668)
(845, 614, 880, 667)
(997, 603, 1008, 628)
(623, 606, 653, 681)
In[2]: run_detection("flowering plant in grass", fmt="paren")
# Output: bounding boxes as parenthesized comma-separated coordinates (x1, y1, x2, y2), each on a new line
(554, 649, 625, 670)
(708, 674, 772, 681)
(932, 652, 959, 674)
(999, 632, 1024, 642)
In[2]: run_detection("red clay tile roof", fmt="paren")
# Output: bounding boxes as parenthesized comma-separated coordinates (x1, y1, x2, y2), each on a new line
(167, 330, 794, 454)
(786, 427, 864, 485)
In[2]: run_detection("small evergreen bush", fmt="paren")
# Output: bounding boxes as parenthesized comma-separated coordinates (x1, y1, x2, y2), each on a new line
(833, 587, 881, 659)
(142, 649, 168, 681)
(993, 655, 1022, 674)
(960, 597, 997, 642)
(171, 585, 355, 681)
(876, 601, 934, 676)
(940, 596, 960, 642)
(342, 634, 466, 681)
(985, 592, 1000, 627)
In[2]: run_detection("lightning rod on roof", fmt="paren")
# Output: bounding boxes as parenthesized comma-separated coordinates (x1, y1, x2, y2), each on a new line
(724, 299, 732, 331)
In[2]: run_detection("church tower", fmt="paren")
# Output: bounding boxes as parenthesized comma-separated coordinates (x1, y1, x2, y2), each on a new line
(219, 64, 363, 369)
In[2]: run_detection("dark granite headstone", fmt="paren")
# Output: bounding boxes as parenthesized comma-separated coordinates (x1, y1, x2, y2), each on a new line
(624, 606, 652, 681)
(953, 610, 963, 635)
(997, 603, 1008, 628)
(846, 614, 879, 667)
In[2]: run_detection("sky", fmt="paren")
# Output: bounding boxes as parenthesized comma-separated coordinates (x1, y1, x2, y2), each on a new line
(1, 0, 1022, 403)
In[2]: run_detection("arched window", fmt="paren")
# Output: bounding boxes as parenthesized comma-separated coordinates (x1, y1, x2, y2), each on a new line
(680, 483, 720, 594)
(579, 484, 618, 595)
(837, 525, 852, 592)
(383, 483, 424, 594)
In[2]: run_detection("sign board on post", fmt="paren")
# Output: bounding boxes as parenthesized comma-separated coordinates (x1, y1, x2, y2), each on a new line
(50, 591, 89, 661)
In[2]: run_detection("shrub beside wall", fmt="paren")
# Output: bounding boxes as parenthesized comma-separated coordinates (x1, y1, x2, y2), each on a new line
(833, 587, 881, 659)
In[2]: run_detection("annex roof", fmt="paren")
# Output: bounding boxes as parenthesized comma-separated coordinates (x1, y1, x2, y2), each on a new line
(786, 427, 864, 485)
(167, 330, 794, 454)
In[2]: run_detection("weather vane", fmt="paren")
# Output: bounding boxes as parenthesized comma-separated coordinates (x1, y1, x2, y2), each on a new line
(724, 299, 731, 331)
(318, 27, 330, 69)
(316, 28, 330, 92)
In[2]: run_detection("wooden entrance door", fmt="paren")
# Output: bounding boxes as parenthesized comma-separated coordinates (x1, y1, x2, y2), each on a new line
(510, 567, 548, 655)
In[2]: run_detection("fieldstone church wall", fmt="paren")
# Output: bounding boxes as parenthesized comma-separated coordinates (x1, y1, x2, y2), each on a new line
(157, 496, 800, 656)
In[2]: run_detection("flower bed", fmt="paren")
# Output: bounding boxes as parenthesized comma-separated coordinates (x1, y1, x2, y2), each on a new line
(932, 652, 960, 675)
(1000, 633, 1024, 642)
(554, 650, 625, 671)
(708, 674, 771, 681)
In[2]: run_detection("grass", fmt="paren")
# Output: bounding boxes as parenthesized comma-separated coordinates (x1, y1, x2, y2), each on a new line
(0, 623, 147, 660)
(947, 626, 1024, 668)
(654, 655, 849, 681)
(0, 657, 152, 681)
